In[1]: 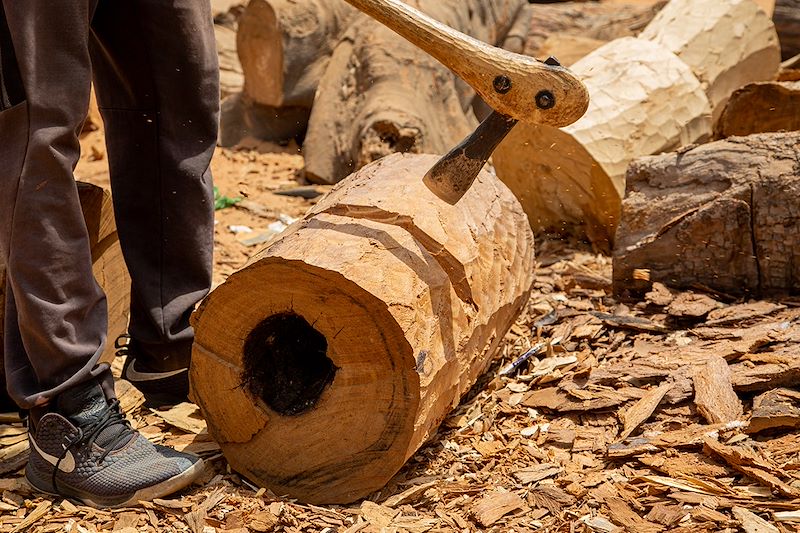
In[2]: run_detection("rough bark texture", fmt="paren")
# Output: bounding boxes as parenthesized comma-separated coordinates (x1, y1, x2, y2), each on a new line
(503, 0, 665, 62)
(640, 0, 781, 123)
(715, 81, 800, 138)
(613, 132, 800, 298)
(302, 0, 525, 184)
(774, 0, 800, 60)
(190, 153, 535, 504)
(0, 183, 131, 399)
(493, 37, 711, 248)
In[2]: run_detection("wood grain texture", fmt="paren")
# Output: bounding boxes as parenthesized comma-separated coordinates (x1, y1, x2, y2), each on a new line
(640, 0, 781, 123)
(715, 81, 800, 138)
(342, 0, 589, 127)
(494, 37, 711, 247)
(613, 132, 800, 298)
(774, 0, 800, 60)
(190, 153, 535, 503)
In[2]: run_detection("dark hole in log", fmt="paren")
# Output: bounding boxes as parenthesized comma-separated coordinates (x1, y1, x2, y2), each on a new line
(241, 312, 337, 416)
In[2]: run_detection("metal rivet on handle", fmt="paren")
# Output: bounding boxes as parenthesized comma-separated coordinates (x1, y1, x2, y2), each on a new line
(535, 90, 555, 110)
(493, 75, 512, 94)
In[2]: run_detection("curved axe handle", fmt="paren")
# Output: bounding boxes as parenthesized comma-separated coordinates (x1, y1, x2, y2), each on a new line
(342, 0, 589, 127)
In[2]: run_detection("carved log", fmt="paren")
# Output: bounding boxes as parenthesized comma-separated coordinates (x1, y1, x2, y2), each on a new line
(493, 37, 711, 247)
(493, 0, 780, 246)
(190, 153, 535, 503)
(715, 81, 800, 138)
(0, 183, 131, 407)
(613, 132, 800, 298)
(639, 0, 781, 123)
(302, 0, 525, 184)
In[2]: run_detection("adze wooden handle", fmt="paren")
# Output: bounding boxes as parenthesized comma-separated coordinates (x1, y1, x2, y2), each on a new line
(341, 0, 589, 128)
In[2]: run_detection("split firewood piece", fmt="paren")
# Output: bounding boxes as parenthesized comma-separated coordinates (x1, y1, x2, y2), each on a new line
(692, 356, 743, 424)
(303, 0, 525, 184)
(493, 36, 711, 247)
(715, 81, 800, 138)
(640, 0, 781, 124)
(774, 0, 800, 60)
(190, 153, 535, 504)
(747, 388, 800, 434)
(613, 132, 800, 298)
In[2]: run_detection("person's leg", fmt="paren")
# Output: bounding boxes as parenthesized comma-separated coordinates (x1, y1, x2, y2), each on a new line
(89, 0, 218, 405)
(0, 0, 205, 507)
(0, 0, 113, 410)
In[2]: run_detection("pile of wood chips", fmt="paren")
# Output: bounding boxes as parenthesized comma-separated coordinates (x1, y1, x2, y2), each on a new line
(2, 239, 799, 532)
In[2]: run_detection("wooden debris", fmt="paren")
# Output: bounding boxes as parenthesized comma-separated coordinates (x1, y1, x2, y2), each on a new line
(666, 292, 723, 319)
(471, 491, 525, 527)
(693, 356, 743, 424)
(748, 388, 800, 433)
(619, 381, 672, 439)
(732, 506, 779, 533)
(703, 438, 800, 498)
(606, 497, 664, 533)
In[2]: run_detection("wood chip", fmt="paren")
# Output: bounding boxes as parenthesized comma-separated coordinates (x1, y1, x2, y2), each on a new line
(732, 506, 779, 533)
(11, 501, 51, 532)
(382, 481, 436, 508)
(513, 463, 562, 484)
(666, 292, 723, 318)
(693, 356, 743, 424)
(150, 403, 207, 434)
(619, 382, 672, 439)
(471, 491, 525, 527)
(748, 388, 800, 433)
(606, 497, 663, 533)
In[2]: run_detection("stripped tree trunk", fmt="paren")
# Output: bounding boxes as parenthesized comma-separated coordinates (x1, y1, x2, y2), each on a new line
(190, 153, 535, 503)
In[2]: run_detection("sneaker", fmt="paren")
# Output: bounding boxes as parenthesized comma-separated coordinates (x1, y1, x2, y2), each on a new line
(117, 335, 191, 408)
(25, 379, 204, 508)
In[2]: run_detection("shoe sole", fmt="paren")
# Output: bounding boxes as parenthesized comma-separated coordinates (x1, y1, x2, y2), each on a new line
(26, 458, 205, 509)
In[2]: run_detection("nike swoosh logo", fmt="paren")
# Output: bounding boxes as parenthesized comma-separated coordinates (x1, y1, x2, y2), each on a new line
(29, 436, 76, 473)
(125, 359, 188, 382)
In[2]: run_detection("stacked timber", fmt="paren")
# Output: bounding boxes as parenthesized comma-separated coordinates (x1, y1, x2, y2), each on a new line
(0, 183, 130, 400)
(493, 0, 781, 247)
(190, 153, 535, 503)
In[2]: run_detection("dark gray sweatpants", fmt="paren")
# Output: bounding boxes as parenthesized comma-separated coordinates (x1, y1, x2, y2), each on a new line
(0, 1, 219, 409)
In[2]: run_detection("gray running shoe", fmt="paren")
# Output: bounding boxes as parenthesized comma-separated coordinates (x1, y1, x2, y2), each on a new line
(25, 379, 204, 508)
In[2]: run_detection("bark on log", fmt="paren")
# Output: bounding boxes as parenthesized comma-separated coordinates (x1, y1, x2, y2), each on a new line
(0, 183, 131, 403)
(774, 0, 800, 60)
(493, 37, 711, 247)
(715, 81, 800, 138)
(613, 132, 800, 298)
(301, 0, 525, 184)
(504, 1, 665, 61)
(190, 153, 535, 504)
(639, 0, 781, 123)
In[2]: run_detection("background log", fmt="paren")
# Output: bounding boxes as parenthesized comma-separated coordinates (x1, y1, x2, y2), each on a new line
(0, 183, 131, 410)
(774, 0, 800, 60)
(715, 81, 800, 138)
(493, 37, 711, 248)
(613, 131, 800, 298)
(190, 153, 535, 503)
(639, 0, 781, 123)
(302, 0, 525, 184)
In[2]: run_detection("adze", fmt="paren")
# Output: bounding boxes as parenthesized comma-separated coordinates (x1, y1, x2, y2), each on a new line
(342, 0, 590, 204)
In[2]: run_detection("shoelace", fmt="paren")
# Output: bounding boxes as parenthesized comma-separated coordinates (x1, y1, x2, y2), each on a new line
(52, 399, 136, 492)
